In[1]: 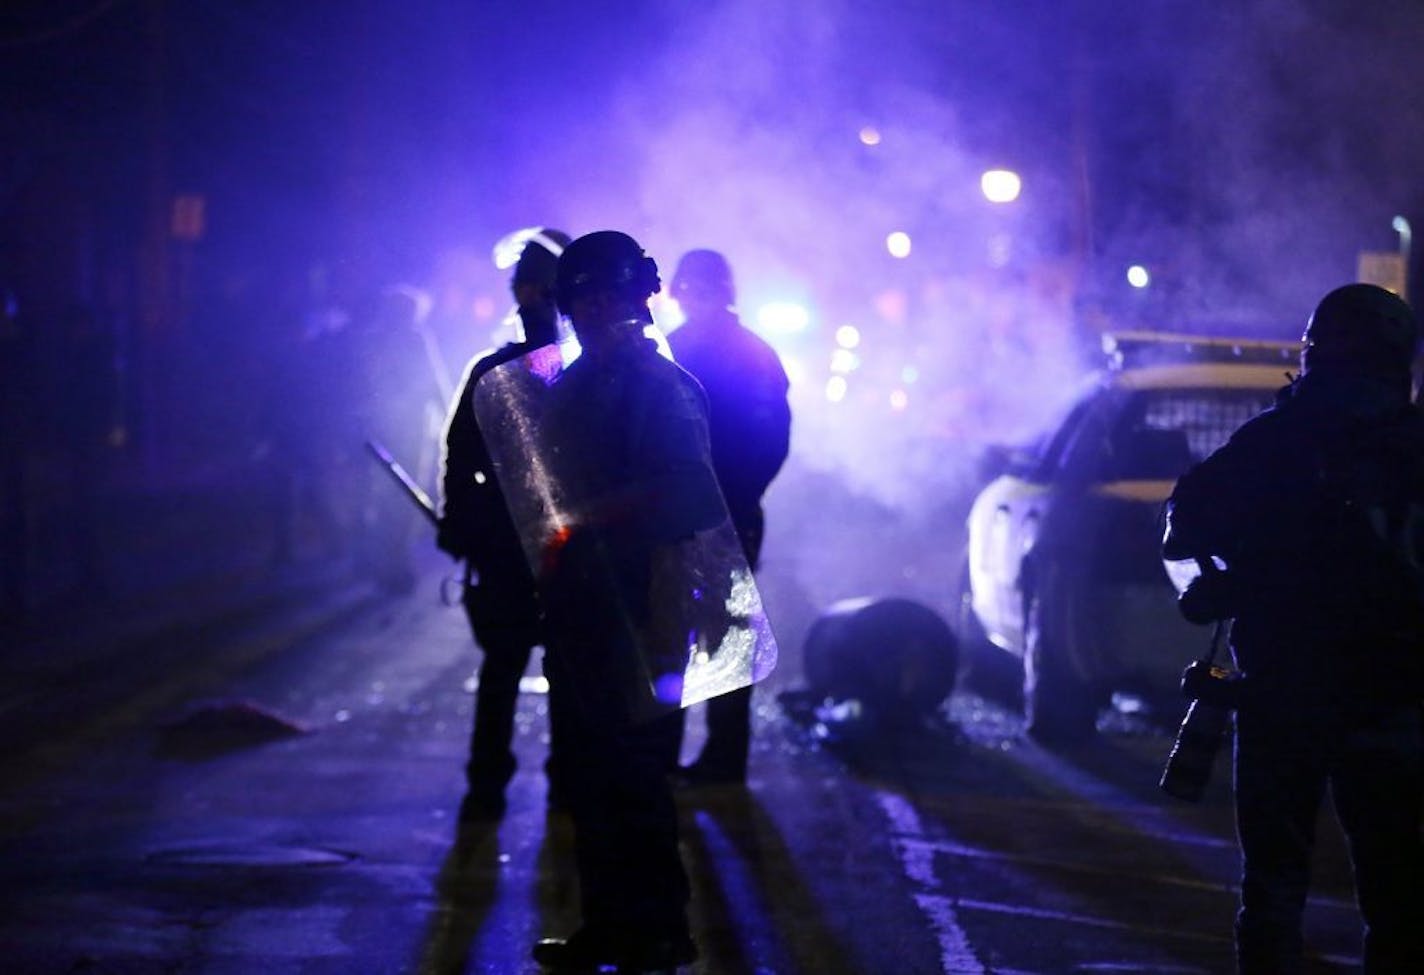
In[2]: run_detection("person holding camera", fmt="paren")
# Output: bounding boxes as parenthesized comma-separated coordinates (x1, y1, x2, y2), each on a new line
(1162, 283, 1424, 974)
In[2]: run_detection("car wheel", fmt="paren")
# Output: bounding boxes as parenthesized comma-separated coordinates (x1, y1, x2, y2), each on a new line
(1023, 579, 1101, 743)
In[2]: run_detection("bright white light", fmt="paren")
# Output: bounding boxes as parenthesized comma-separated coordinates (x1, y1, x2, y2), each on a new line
(645, 324, 676, 361)
(886, 231, 912, 259)
(492, 226, 565, 270)
(981, 169, 1022, 203)
(829, 348, 860, 374)
(859, 126, 882, 146)
(826, 376, 848, 401)
(835, 324, 861, 349)
(650, 291, 684, 330)
(889, 389, 908, 411)
(1127, 265, 1151, 288)
(757, 301, 811, 334)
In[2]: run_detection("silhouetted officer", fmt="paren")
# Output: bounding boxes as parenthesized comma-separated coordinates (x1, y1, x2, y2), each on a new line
(1164, 283, 1424, 974)
(529, 231, 720, 973)
(437, 228, 572, 821)
(665, 249, 790, 785)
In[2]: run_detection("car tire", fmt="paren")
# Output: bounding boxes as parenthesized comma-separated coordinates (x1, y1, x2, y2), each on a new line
(1023, 577, 1101, 743)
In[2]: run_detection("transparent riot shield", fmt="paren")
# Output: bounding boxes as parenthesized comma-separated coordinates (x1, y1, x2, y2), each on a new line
(471, 334, 777, 723)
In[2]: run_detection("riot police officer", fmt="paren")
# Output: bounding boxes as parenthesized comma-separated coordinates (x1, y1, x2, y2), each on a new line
(437, 227, 572, 821)
(1163, 283, 1424, 974)
(522, 230, 721, 972)
(665, 248, 790, 785)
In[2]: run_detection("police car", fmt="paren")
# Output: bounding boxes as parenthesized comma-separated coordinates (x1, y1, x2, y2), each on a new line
(958, 332, 1300, 741)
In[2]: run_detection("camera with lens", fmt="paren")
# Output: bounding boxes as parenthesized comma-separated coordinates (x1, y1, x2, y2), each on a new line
(1160, 661, 1244, 802)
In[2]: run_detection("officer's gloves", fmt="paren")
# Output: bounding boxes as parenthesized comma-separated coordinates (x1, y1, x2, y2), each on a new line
(1178, 569, 1239, 625)
(436, 518, 469, 560)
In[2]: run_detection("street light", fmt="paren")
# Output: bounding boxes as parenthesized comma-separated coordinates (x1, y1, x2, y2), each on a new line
(981, 169, 1022, 204)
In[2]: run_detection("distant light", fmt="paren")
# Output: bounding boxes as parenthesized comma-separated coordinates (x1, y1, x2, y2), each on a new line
(859, 126, 882, 147)
(889, 389, 909, 411)
(981, 169, 1022, 204)
(1127, 265, 1151, 288)
(650, 291, 684, 330)
(757, 301, 811, 333)
(826, 376, 848, 402)
(472, 295, 498, 320)
(886, 232, 912, 259)
(900, 365, 919, 384)
(874, 289, 908, 323)
(835, 324, 861, 349)
(830, 348, 860, 374)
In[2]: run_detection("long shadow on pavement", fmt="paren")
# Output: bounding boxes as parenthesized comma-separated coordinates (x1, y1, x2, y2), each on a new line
(414, 818, 503, 975)
(679, 786, 861, 975)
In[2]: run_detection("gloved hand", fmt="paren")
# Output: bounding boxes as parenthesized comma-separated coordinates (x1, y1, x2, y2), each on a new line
(643, 543, 732, 667)
(435, 518, 468, 560)
(1178, 569, 1238, 624)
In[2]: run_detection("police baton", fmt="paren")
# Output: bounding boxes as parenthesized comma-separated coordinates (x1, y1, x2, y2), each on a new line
(364, 439, 439, 527)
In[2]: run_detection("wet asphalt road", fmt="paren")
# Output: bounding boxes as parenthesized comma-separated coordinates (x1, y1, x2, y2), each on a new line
(0, 558, 1365, 974)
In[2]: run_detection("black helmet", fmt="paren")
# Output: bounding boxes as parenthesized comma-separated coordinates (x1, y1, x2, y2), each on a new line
(1303, 283, 1417, 377)
(555, 231, 661, 315)
(671, 248, 735, 306)
(512, 228, 571, 288)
